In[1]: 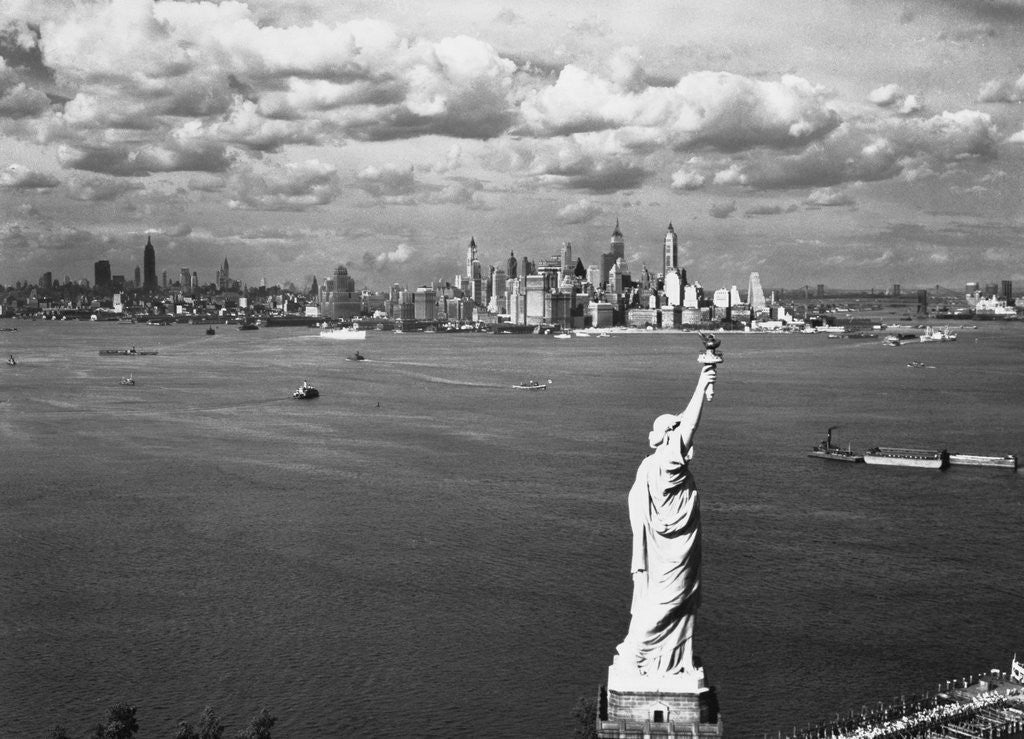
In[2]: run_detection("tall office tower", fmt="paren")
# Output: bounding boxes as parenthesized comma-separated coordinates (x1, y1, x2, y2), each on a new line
(180, 268, 192, 293)
(747, 272, 767, 312)
(519, 255, 532, 278)
(506, 251, 517, 279)
(465, 237, 478, 279)
(1000, 280, 1013, 301)
(95, 260, 111, 288)
(491, 267, 507, 299)
(310, 275, 318, 297)
(134, 265, 141, 288)
(143, 235, 157, 292)
(664, 223, 678, 275)
(560, 241, 573, 277)
(192, 271, 198, 291)
(161, 271, 167, 289)
(610, 219, 625, 261)
(965, 281, 979, 296)
(217, 257, 230, 291)
(39, 272, 53, 290)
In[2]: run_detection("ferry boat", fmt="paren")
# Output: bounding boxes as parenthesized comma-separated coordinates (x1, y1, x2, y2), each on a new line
(808, 427, 864, 462)
(319, 328, 366, 340)
(863, 446, 949, 469)
(292, 381, 319, 399)
(947, 453, 1018, 470)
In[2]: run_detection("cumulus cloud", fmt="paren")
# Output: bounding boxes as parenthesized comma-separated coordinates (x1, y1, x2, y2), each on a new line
(0, 58, 51, 117)
(978, 72, 1024, 103)
(355, 164, 417, 200)
(228, 160, 340, 210)
(65, 175, 144, 201)
(519, 68, 840, 151)
(57, 138, 232, 177)
(0, 164, 59, 189)
(744, 203, 798, 216)
(868, 84, 922, 114)
(671, 168, 705, 190)
(557, 198, 603, 224)
(715, 109, 997, 191)
(371, 242, 415, 267)
(1008, 128, 1024, 144)
(709, 201, 736, 218)
(805, 187, 855, 207)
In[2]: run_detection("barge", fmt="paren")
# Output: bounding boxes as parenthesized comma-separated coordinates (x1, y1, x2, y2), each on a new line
(948, 453, 1018, 470)
(863, 446, 949, 469)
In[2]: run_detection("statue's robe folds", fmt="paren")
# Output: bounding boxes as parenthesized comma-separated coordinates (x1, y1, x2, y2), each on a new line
(615, 434, 701, 677)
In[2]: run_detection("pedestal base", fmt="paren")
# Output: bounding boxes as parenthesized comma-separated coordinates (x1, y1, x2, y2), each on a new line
(598, 664, 723, 738)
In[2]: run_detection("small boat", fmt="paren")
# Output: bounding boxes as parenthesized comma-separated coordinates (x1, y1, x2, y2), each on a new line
(120, 375, 135, 386)
(346, 351, 365, 361)
(238, 321, 259, 331)
(863, 446, 949, 469)
(947, 453, 1017, 470)
(206, 327, 216, 335)
(808, 427, 864, 462)
(293, 381, 319, 399)
(513, 379, 549, 391)
(907, 361, 928, 368)
(6, 354, 15, 366)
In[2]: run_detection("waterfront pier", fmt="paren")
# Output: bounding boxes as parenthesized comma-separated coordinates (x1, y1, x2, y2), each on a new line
(782, 663, 1024, 739)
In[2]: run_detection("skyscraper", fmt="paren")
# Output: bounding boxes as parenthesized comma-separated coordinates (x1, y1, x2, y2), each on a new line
(664, 223, 678, 276)
(610, 219, 625, 261)
(143, 235, 157, 292)
(747, 272, 767, 312)
(94, 260, 111, 289)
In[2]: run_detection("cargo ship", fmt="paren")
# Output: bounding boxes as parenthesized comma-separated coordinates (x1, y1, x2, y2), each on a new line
(863, 446, 949, 469)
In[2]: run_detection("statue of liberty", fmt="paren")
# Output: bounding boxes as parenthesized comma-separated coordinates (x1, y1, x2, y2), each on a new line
(613, 357, 718, 678)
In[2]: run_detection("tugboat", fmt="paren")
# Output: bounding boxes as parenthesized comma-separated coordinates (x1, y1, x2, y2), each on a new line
(293, 381, 319, 399)
(808, 427, 864, 462)
(206, 327, 216, 335)
(346, 351, 365, 361)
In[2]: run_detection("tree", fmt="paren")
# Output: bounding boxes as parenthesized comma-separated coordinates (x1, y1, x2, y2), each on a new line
(234, 708, 275, 739)
(100, 703, 139, 739)
(174, 706, 225, 739)
(571, 695, 598, 739)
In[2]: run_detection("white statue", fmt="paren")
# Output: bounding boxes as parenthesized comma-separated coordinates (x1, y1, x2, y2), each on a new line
(614, 362, 717, 677)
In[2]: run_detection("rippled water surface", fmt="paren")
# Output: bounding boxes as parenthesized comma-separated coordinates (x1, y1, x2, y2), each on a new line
(1, 322, 1022, 737)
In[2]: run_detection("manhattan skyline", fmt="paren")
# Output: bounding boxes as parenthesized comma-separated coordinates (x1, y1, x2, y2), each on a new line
(1, 0, 1023, 291)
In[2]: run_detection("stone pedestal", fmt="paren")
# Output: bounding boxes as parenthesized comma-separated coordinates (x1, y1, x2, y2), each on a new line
(597, 663, 723, 738)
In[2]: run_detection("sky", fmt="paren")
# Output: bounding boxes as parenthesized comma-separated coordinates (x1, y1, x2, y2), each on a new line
(1, 0, 1023, 293)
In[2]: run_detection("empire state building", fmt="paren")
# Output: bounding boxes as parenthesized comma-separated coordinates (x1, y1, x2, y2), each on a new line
(143, 235, 158, 292)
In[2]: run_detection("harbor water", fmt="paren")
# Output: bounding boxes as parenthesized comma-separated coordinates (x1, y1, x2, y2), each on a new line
(1, 322, 1022, 737)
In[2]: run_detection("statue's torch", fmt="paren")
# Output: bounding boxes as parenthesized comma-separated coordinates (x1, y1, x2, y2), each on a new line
(696, 333, 723, 402)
